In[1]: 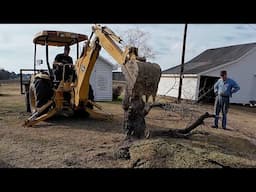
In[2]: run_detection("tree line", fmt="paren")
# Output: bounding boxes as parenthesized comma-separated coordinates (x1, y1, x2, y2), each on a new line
(0, 69, 19, 80)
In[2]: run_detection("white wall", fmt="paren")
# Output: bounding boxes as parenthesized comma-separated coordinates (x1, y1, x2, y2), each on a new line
(202, 49, 256, 104)
(253, 75, 256, 99)
(90, 57, 113, 101)
(157, 75, 199, 100)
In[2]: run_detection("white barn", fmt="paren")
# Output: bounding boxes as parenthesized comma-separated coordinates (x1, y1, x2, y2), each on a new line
(157, 42, 256, 105)
(90, 56, 116, 101)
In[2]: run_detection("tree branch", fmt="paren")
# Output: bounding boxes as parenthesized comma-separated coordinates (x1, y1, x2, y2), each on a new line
(150, 112, 215, 138)
(177, 112, 215, 134)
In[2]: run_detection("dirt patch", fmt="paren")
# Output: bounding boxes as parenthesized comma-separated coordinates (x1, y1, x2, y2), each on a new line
(1, 83, 256, 168)
(127, 138, 256, 168)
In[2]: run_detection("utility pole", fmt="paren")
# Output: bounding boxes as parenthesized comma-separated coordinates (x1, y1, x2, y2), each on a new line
(177, 23, 188, 103)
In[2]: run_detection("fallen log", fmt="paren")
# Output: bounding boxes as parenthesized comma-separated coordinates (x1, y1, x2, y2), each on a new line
(150, 112, 215, 138)
(177, 112, 215, 134)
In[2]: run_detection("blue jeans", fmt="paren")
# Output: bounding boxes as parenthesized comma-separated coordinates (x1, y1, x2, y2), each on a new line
(214, 95, 229, 128)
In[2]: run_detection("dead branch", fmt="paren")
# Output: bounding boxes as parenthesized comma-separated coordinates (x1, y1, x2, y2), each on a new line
(145, 102, 177, 114)
(135, 102, 215, 139)
(177, 112, 215, 134)
(196, 87, 214, 104)
(145, 102, 196, 118)
(150, 112, 215, 138)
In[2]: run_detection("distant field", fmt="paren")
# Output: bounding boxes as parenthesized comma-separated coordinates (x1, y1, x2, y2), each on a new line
(1, 82, 256, 168)
(0, 79, 19, 84)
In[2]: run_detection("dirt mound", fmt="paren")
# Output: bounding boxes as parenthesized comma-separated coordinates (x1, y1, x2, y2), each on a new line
(125, 137, 256, 168)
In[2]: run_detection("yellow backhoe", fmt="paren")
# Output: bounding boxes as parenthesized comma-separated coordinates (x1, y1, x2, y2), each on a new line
(20, 24, 161, 138)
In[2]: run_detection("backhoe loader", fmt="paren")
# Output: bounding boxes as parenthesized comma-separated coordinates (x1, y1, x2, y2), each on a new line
(20, 24, 161, 138)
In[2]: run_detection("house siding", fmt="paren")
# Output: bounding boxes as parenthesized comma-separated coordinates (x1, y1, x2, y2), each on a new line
(89, 57, 113, 101)
(157, 75, 198, 100)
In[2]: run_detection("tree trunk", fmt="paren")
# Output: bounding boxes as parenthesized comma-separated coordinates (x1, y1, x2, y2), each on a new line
(123, 94, 147, 139)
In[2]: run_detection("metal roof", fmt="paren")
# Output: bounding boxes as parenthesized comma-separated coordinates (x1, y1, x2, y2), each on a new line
(33, 31, 88, 46)
(163, 42, 256, 74)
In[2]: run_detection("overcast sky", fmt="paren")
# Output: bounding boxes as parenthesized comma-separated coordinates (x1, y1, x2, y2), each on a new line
(1, 24, 256, 73)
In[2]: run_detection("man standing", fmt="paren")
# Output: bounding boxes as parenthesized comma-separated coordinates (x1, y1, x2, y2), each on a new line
(212, 70, 240, 129)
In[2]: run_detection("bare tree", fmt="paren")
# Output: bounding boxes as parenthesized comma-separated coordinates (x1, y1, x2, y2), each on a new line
(120, 28, 155, 59)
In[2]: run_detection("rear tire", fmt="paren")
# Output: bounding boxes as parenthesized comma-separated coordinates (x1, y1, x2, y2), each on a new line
(29, 77, 53, 115)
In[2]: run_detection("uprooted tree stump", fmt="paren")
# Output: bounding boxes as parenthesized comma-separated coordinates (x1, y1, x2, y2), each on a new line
(116, 110, 215, 160)
(122, 96, 147, 139)
(122, 100, 215, 139)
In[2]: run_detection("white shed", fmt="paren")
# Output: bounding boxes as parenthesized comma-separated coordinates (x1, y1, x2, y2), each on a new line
(89, 56, 115, 101)
(157, 42, 256, 105)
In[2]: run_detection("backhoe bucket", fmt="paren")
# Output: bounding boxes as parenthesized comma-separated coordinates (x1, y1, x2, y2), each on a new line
(121, 60, 161, 101)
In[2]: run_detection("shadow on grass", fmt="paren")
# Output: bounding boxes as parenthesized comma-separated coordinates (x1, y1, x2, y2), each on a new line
(0, 93, 12, 96)
(32, 114, 125, 134)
